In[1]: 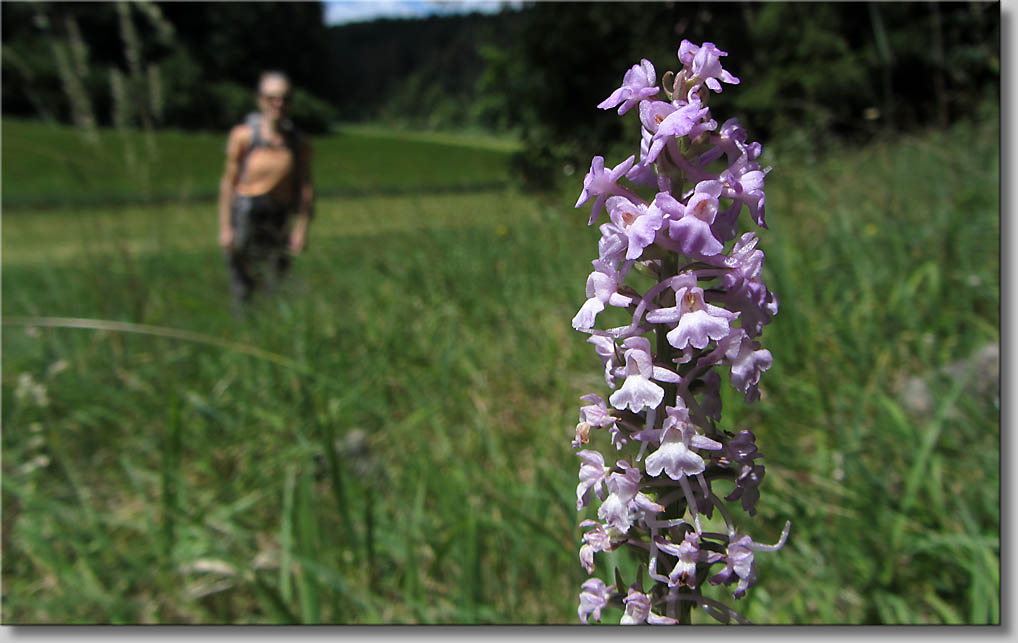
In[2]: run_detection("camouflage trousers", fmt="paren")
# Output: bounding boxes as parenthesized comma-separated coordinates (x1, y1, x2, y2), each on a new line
(227, 194, 292, 308)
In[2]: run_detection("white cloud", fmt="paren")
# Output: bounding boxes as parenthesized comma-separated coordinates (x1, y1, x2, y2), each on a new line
(323, 1, 520, 26)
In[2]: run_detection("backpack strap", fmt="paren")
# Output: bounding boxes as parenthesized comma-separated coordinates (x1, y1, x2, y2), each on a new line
(237, 112, 261, 183)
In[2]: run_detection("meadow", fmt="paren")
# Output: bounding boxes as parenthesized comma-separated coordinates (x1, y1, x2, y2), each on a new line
(0, 116, 1000, 624)
(1, 118, 516, 209)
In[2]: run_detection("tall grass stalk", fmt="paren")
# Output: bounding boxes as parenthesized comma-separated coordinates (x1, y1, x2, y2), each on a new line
(49, 13, 96, 144)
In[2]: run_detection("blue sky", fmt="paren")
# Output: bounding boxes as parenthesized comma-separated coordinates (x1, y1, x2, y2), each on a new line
(323, 1, 521, 26)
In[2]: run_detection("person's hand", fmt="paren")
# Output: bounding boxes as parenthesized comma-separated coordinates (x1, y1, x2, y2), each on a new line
(288, 226, 306, 255)
(219, 226, 234, 250)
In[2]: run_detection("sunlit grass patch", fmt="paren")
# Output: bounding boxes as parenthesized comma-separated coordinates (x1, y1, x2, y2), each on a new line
(1, 118, 517, 209)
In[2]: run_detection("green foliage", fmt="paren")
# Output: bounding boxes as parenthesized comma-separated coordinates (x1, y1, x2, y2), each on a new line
(1, 34, 65, 122)
(208, 81, 254, 131)
(376, 71, 463, 132)
(288, 89, 339, 135)
(156, 47, 211, 128)
(322, 11, 526, 132)
(473, 44, 535, 135)
(0, 118, 1000, 624)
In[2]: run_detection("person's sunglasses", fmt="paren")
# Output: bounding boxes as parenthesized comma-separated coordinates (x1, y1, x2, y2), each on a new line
(260, 93, 291, 104)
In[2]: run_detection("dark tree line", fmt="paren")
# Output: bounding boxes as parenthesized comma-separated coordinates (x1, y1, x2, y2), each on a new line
(321, 10, 527, 128)
(2, 1, 338, 133)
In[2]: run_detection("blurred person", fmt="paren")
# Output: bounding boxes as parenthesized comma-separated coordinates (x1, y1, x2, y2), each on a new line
(218, 70, 313, 310)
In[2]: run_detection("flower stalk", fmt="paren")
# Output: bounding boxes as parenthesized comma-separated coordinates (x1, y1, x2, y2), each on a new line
(572, 41, 789, 625)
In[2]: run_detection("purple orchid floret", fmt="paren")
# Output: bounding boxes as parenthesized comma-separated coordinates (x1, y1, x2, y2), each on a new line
(677, 40, 740, 93)
(667, 179, 725, 256)
(721, 165, 769, 228)
(727, 138, 764, 171)
(686, 113, 719, 143)
(572, 259, 633, 330)
(607, 196, 663, 261)
(638, 100, 682, 165)
(711, 278, 778, 338)
(726, 429, 759, 462)
(709, 524, 790, 599)
(716, 117, 748, 149)
(639, 99, 677, 133)
(654, 100, 711, 144)
(713, 118, 763, 174)
(579, 519, 613, 573)
(608, 423, 628, 450)
(575, 155, 636, 225)
(645, 275, 739, 350)
(572, 40, 786, 625)
(597, 464, 640, 532)
(709, 534, 757, 599)
(722, 233, 764, 284)
(725, 332, 773, 403)
(608, 336, 681, 413)
(621, 587, 677, 625)
(597, 460, 664, 533)
(727, 461, 765, 516)
(609, 344, 664, 413)
(723, 430, 766, 515)
(655, 531, 721, 589)
(578, 577, 614, 623)
(644, 408, 722, 480)
(643, 425, 706, 480)
(650, 191, 684, 223)
(599, 58, 660, 115)
(579, 394, 616, 429)
(596, 222, 630, 270)
(576, 449, 608, 510)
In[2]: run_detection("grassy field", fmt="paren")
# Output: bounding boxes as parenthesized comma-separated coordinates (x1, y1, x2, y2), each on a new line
(0, 117, 1000, 624)
(0, 119, 516, 209)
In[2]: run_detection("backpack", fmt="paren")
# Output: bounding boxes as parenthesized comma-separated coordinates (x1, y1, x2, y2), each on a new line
(239, 112, 303, 211)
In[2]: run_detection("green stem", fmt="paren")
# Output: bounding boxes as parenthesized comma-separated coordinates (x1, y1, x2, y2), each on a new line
(678, 589, 695, 624)
(656, 253, 679, 411)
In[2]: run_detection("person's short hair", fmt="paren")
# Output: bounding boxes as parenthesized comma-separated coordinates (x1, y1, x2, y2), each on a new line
(257, 70, 291, 92)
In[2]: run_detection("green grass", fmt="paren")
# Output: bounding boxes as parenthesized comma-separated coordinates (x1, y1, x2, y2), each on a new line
(748, 121, 1001, 625)
(0, 118, 999, 624)
(0, 118, 515, 209)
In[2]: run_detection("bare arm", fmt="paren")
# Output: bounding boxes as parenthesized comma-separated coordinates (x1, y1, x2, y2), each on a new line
(218, 125, 249, 249)
(289, 138, 314, 254)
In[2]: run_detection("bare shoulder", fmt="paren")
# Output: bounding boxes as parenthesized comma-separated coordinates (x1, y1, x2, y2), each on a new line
(225, 123, 253, 158)
(229, 123, 253, 145)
